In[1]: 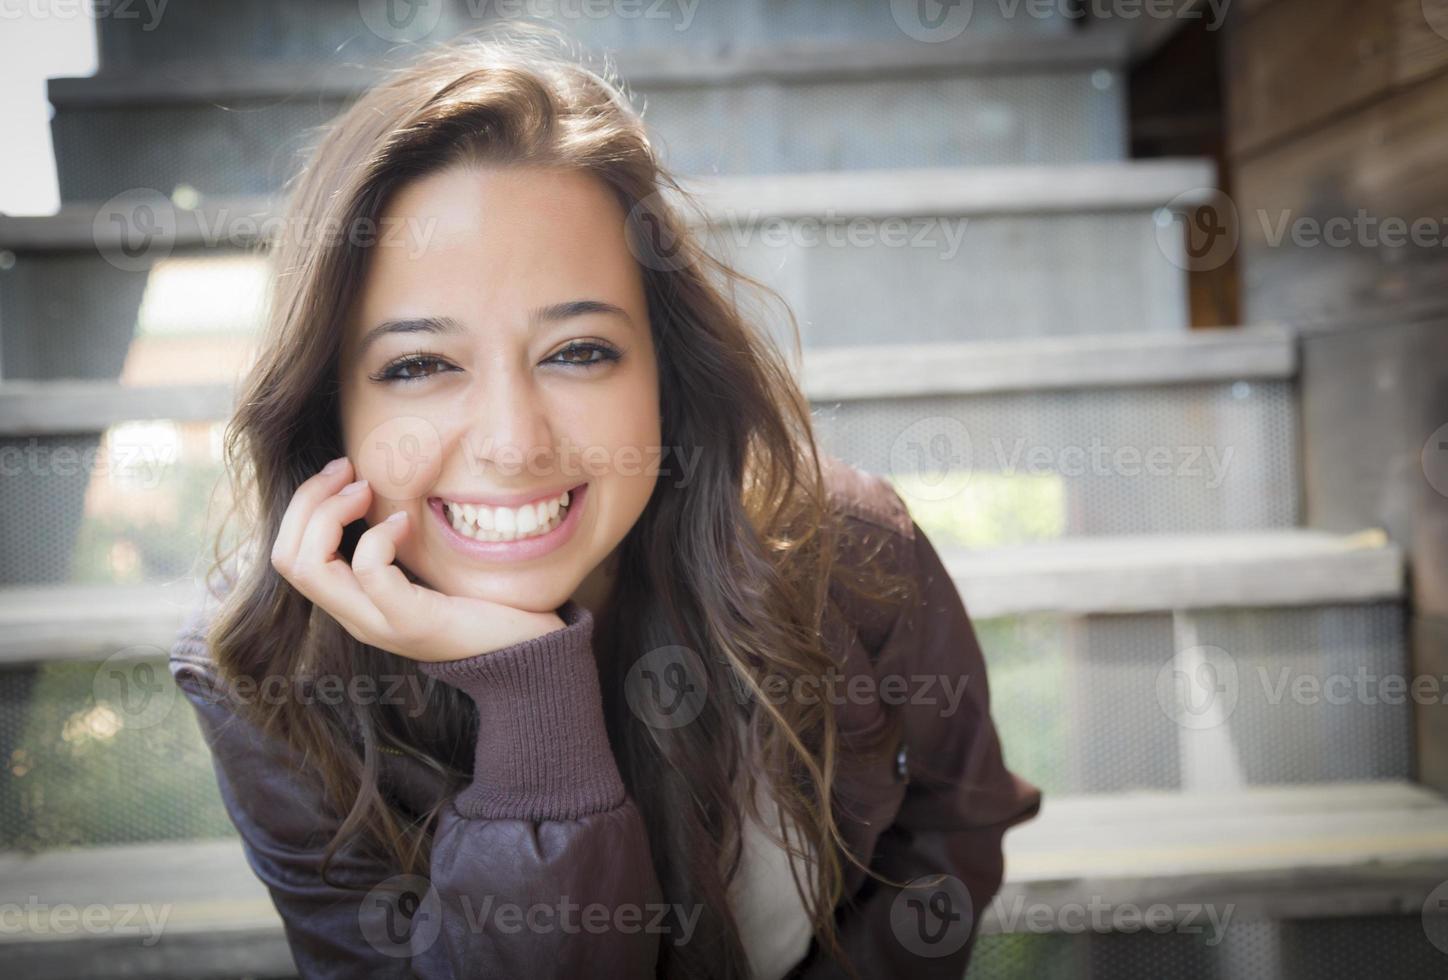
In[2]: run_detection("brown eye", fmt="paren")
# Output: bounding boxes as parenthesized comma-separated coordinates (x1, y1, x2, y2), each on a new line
(371, 354, 455, 384)
(548, 342, 620, 367)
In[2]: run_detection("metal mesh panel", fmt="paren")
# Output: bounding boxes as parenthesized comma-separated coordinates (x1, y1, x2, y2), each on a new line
(2, 250, 267, 382)
(93, 0, 1076, 69)
(0, 428, 227, 587)
(96, 0, 408, 67)
(52, 101, 342, 201)
(0, 254, 148, 380)
(979, 604, 1410, 796)
(52, 69, 1121, 198)
(968, 916, 1448, 980)
(727, 208, 1186, 347)
(1186, 603, 1413, 786)
(642, 70, 1125, 176)
(0, 659, 233, 851)
(1, 435, 105, 586)
(816, 381, 1298, 545)
(979, 612, 1182, 794)
(550, 0, 1077, 49)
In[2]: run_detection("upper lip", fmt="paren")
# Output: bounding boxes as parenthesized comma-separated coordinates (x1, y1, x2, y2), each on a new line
(430, 482, 584, 509)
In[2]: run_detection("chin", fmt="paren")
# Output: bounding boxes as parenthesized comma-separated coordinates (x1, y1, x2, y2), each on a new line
(433, 563, 576, 615)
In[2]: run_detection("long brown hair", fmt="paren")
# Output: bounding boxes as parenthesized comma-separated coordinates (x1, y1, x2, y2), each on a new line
(206, 24, 912, 978)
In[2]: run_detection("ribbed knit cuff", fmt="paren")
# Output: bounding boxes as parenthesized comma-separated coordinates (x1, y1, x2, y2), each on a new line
(418, 600, 626, 822)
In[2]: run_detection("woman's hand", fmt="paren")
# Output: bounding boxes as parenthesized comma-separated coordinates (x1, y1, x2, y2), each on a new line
(269, 456, 569, 663)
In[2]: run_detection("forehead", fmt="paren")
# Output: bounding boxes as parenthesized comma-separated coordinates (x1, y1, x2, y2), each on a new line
(348, 165, 641, 334)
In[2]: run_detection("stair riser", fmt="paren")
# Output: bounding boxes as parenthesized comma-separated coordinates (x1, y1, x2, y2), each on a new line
(0, 659, 233, 851)
(818, 382, 1299, 543)
(728, 208, 1189, 343)
(0, 382, 1295, 586)
(91, 0, 1077, 70)
(0, 600, 1411, 851)
(2, 199, 1188, 370)
(980, 603, 1412, 797)
(49, 68, 1125, 199)
(970, 915, 1444, 980)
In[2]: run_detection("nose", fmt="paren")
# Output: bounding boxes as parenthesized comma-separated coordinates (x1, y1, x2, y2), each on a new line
(458, 365, 556, 480)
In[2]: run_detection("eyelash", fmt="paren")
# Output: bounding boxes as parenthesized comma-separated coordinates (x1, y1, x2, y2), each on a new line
(369, 342, 622, 384)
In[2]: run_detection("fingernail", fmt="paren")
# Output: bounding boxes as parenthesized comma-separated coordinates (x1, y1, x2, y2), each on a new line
(339, 479, 368, 495)
(386, 510, 408, 523)
(322, 456, 348, 475)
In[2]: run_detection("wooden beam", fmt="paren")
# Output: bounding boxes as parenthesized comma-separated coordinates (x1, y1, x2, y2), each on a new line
(801, 326, 1294, 401)
(5, 781, 1446, 977)
(0, 327, 1292, 435)
(0, 160, 1216, 254)
(0, 529, 1402, 665)
(986, 780, 1448, 931)
(0, 381, 236, 435)
(944, 528, 1404, 619)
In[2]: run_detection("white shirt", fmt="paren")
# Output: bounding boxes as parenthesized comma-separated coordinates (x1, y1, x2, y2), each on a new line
(727, 736, 818, 980)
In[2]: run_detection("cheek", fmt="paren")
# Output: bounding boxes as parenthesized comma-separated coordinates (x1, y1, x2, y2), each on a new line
(346, 412, 446, 503)
(563, 381, 662, 479)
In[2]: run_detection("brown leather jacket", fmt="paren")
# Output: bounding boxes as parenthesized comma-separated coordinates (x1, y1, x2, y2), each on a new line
(169, 457, 1042, 978)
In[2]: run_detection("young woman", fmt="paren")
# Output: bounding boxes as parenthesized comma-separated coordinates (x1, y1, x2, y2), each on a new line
(170, 28, 1040, 980)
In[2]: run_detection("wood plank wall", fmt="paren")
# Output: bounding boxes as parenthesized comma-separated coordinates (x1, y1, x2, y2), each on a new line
(1224, 0, 1448, 326)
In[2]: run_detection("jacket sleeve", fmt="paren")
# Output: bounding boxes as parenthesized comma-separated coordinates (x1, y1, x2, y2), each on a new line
(793, 519, 1043, 979)
(170, 598, 663, 980)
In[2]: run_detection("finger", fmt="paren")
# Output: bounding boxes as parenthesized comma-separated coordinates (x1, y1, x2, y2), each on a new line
(352, 511, 450, 651)
(350, 513, 563, 661)
(271, 456, 354, 573)
(288, 479, 390, 639)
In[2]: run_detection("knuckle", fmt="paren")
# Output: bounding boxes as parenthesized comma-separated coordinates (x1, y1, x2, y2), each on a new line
(287, 557, 319, 587)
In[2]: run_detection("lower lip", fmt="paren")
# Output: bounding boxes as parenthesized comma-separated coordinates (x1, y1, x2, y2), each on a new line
(428, 483, 588, 563)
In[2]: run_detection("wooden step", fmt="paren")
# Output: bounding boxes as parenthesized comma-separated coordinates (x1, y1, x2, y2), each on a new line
(43, 32, 1131, 199)
(4, 782, 1443, 977)
(1, 160, 1210, 253)
(0, 529, 1402, 665)
(0, 327, 1291, 436)
(988, 781, 1448, 932)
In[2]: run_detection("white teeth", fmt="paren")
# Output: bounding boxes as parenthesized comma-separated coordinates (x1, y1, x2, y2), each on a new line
(516, 506, 538, 535)
(495, 507, 516, 535)
(442, 489, 573, 543)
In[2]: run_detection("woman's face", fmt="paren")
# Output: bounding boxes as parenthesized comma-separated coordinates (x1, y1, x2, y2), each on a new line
(337, 165, 661, 614)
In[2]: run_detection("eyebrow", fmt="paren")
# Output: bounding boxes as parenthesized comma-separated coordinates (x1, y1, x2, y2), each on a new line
(356, 301, 632, 358)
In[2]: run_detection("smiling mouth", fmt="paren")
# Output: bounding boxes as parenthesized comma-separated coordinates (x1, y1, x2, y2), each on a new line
(431, 487, 576, 543)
